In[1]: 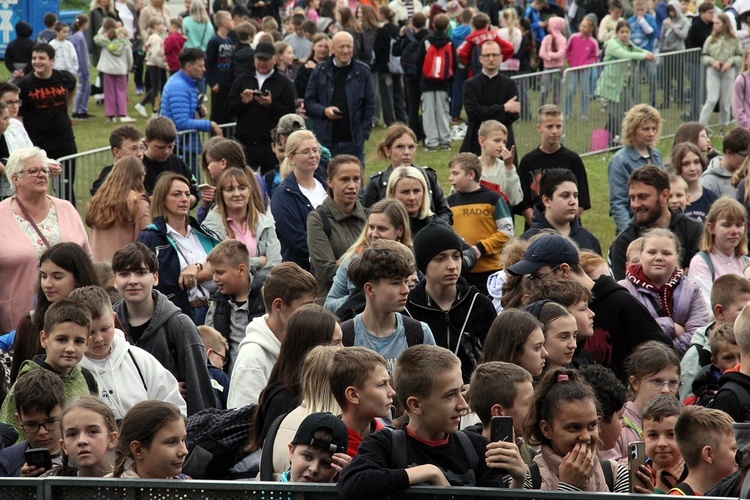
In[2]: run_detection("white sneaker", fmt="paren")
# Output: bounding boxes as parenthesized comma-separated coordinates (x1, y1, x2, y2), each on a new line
(134, 103, 148, 117)
(119, 116, 136, 123)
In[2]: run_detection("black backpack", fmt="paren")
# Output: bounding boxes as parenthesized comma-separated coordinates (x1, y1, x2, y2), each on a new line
(183, 404, 257, 479)
(708, 380, 750, 419)
(341, 316, 425, 347)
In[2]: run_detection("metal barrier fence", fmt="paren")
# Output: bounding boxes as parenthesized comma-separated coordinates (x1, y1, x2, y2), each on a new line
(54, 48, 711, 215)
(0, 478, 718, 499)
(53, 123, 236, 213)
(508, 47, 706, 157)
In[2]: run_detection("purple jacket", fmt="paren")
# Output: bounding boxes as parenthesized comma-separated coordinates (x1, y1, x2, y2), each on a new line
(618, 275, 708, 357)
(733, 72, 750, 130)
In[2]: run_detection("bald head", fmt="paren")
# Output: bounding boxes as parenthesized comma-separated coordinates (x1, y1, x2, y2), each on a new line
(331, 32, 353, 65)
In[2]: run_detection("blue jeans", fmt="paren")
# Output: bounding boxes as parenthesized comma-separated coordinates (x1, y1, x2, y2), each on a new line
(564, 68, 591, 118)
(191, 305, 208, 326)
(451, 66, 468, 120)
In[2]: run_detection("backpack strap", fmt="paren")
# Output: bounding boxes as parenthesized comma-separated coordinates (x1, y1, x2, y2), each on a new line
(600, 458, 615, 492)
(718, 380, 750, 417)
(314, 206, 332, 239)
(259, 412, 288, 481)
(81, 367, 98, 395)
(529, 461, 542, 489)
(127, 348, 148, 392)
(454, 431, 479, 471)
(341, 319, 355, 347)
(697, 344, 712, 368)
(389, 428, 408, 470)
(401, 316, 425, 347)
(697, 251, 715, 281)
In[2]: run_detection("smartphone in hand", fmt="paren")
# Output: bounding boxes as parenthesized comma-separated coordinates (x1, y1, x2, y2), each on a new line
(490, 416, 513, 443)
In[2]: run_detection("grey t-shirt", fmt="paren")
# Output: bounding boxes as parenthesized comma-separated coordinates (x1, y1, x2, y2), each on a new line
(352, 313, 436, 373)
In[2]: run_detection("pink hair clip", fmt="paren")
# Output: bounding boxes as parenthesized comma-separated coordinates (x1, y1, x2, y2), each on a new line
(557, 374, 569, 383)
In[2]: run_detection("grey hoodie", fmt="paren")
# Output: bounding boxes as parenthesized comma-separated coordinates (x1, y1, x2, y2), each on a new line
(113, 290, 216, 415)
(660, 0, 689, 52)
(700, 156, 737, 198)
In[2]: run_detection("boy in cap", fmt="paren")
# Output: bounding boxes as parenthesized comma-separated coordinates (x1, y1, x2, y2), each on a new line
(283, 412, 351, 483)
(406, 224, 497, 383)
(228, 41, 297, 174)
(508, 233, 671, 379)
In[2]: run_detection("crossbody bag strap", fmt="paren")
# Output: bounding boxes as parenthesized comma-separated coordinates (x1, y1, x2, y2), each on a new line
(454, 293, 479, 356)
(165, 232, 209, 301)
(14, 197, 51, 249)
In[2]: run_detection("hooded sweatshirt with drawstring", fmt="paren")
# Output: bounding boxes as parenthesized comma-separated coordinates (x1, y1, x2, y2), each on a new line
(659, 0, 689, 52)
(539, 17, 567, 69)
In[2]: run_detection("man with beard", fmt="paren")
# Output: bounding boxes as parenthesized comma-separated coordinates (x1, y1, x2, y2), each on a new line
(609, 165, 703, 281)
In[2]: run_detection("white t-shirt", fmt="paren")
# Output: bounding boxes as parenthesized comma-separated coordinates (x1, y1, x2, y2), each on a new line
(299, 179, 327, 208)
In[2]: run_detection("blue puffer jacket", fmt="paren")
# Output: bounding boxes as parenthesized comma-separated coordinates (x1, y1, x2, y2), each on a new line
(270, 167, 328, 270)
(137, 216, 219, 315)
(304, 57, 375, 147)
(160, 70, 212, 133)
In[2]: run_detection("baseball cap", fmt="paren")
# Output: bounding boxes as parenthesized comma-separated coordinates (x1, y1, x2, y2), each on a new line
(507, 234, 580, 276)
(254, 42, 276, 60)
(277, 113, 306, 135)
(291, 412, 348, 454)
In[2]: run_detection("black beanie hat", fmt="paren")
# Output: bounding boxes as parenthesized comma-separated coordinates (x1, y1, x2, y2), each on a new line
(413, 223, 463, 272)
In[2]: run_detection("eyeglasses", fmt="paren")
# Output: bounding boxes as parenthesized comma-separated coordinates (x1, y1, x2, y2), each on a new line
(21, 167, 51, 177)
(20, 418, 60, 433)
(295, 148, 320, 157)
(213, 351, 227, 367)
(3, 100, 20, 107)
(123, 145, 147, 154)
(647, 378, 682, 392)
(480, 53, 502, 59)
(737, 151, 749, 158)
(525, 264, 561, 283)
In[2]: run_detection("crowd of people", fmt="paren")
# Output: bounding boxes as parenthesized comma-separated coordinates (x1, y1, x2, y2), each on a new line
(5, 0, 750, 497)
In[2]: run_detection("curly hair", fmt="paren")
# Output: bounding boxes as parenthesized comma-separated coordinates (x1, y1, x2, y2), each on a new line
(620, 104, 662, 147)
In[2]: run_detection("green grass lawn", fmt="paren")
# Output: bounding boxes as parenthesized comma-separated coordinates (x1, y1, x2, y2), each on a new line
(0, 62, 724, 256)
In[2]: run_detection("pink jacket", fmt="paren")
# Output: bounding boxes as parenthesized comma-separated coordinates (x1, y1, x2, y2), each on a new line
(733, 72, 750, 130)
(0, 196, 91, 333)
(566, 32, 598, 67)
(539, 17, 567, 69)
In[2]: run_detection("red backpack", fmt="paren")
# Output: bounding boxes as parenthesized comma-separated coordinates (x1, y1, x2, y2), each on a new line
(422, 40, 454, 81)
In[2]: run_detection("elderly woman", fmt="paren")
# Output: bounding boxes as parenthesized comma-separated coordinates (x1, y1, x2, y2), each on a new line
(0, 147, 90, 334)
(137, 172, 218, 325)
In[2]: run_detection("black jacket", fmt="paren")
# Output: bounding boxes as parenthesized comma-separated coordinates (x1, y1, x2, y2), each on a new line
(230, 43, 255, 81)
(363, 165, 453, 225)
(406, 277, 496, 383)
(373, 22, 400, 74)
(460, 72, 519, 158)
(227, 69, 297, 144)
(416, 30, 457, 92)
(521, 203, 602, 255)
(609, 209, 703, 281)
(686, 15, 714, 49)
(584, 275, 673, 380)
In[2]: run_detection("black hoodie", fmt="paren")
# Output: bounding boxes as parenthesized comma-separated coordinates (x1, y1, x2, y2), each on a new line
(5, 22, 34, 75)
(416, 30, 458, 92)
(405, 277, 497, 383)
(583, 275, 673, 380)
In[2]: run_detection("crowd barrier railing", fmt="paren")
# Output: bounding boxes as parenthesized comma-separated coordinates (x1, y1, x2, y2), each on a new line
(53, 122, 236, 216)
(55, 49, 714, 217)
(0, 477, 721, 499)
